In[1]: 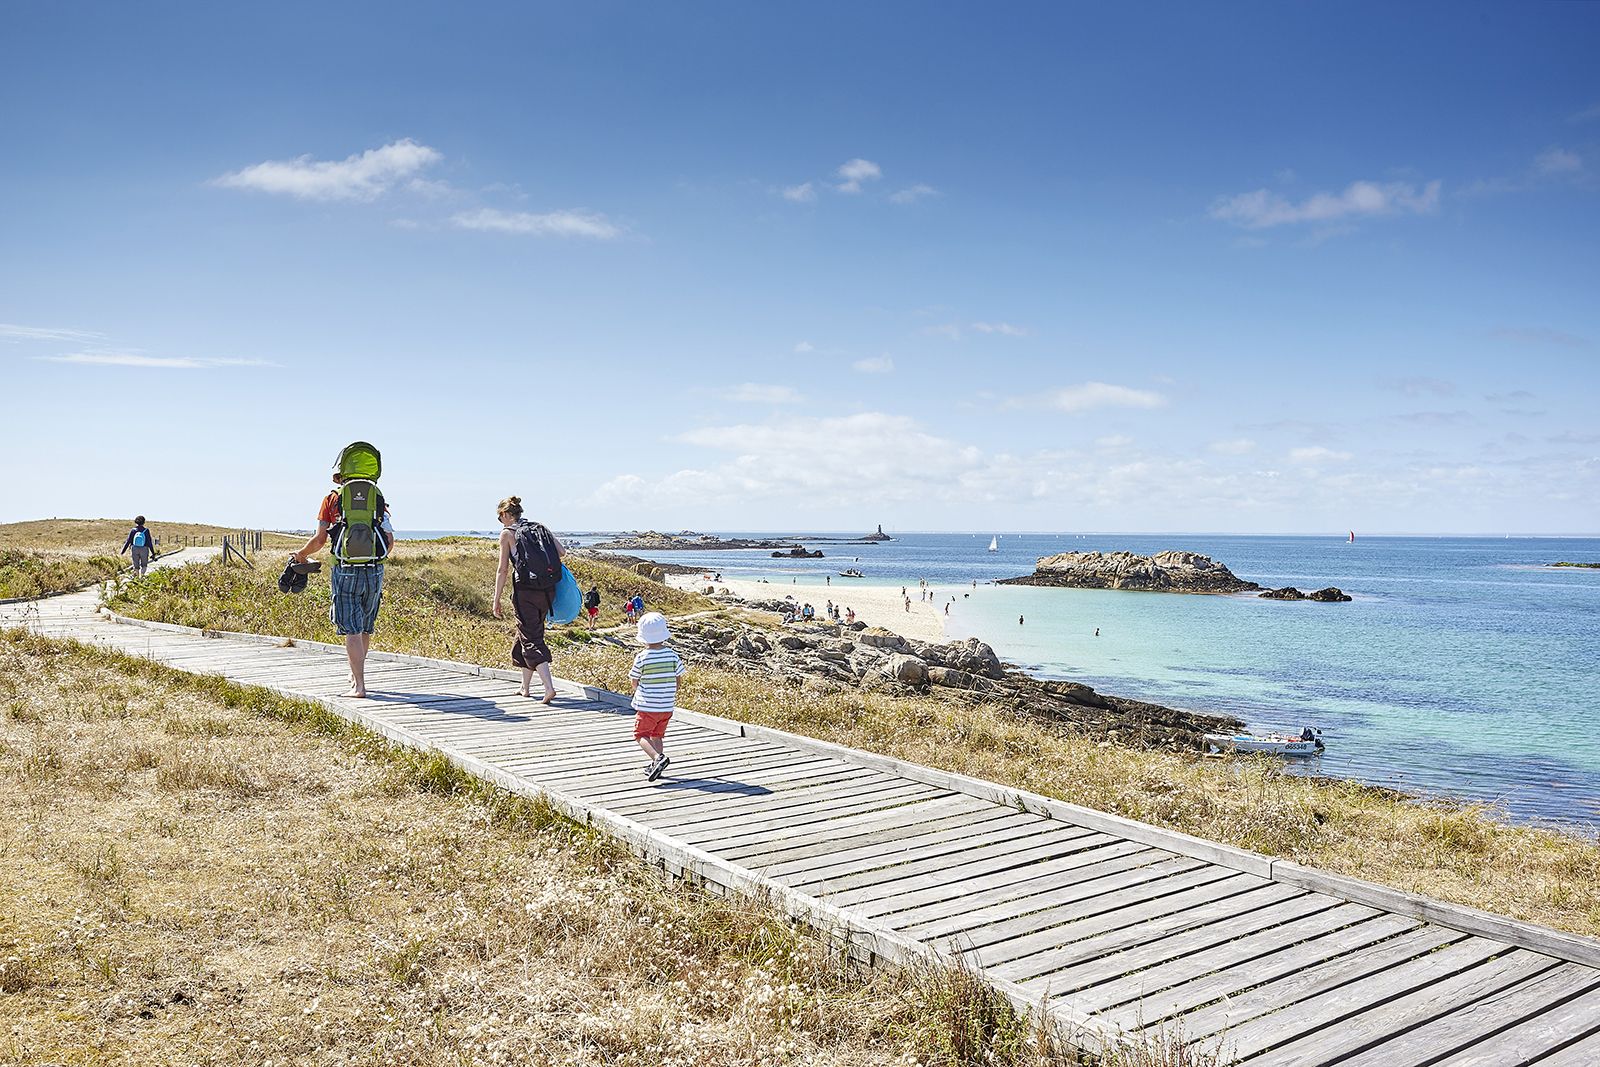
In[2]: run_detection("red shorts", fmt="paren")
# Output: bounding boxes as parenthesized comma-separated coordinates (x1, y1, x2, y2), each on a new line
(633, 711, 672, 740)
(586, 605, 599, 619)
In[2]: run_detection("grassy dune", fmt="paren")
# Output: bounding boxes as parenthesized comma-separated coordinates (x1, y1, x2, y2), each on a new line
(0, 549, 125, 600)
(1, 628, 1208, 1067)
(100, 535, 1600, 942)
(0, 517, 301, 556)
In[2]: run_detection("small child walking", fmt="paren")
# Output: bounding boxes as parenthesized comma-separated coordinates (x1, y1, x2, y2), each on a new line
(630, 612, 684, 781)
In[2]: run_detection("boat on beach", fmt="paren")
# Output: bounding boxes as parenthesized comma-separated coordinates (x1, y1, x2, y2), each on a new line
(1204, 727, 1324, 757)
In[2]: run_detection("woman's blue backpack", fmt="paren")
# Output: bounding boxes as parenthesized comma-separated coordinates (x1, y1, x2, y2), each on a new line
(548, 565, 581, 624)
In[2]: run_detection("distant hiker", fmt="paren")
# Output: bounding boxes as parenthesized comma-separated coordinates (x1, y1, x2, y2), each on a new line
(584, 584, 601, 627)
(944, 602, 950, 616)
(631, 612, 685, 781)
(1094, 627, 1100, 637)
(291, 442, 391, 699)
(491, 495, 564, 704)
(1019, 615, 1025, 626)
(121, 516, 157, 576)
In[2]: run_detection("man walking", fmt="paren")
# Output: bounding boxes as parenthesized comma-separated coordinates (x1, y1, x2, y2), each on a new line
(120, 516, 157, 576)
(290, 442, 391, 699)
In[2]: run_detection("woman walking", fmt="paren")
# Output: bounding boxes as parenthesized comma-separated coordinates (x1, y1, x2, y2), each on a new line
(491, 495, 564, 703)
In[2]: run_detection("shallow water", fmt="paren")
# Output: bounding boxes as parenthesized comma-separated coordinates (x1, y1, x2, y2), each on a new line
(586, 531, 1600, 829)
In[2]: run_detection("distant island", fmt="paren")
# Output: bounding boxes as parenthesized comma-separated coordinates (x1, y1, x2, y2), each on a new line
(595, 528, 891, 551)
(1000, 550, 1261, 593)
(1551, 561, 1600, 569)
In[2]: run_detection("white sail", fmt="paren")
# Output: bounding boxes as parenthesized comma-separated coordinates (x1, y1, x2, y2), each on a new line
(987, 536, 998, 552)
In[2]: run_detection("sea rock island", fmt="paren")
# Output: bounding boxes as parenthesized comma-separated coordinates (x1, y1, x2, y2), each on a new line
(999, 549, 1262, 594)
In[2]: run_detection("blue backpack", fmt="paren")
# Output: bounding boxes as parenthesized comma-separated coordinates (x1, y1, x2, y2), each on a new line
(132, 529, 148, 548)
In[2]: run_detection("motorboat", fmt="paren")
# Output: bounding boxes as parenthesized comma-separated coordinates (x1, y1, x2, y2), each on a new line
(839, 568, 865, 578)
(1204, 726, 1324, 757)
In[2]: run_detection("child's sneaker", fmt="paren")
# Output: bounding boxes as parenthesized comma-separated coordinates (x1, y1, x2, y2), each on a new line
(647, 755, 669, 781)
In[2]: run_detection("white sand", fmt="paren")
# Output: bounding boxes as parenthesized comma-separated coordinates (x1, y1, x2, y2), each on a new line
(667, 574, 950, 643)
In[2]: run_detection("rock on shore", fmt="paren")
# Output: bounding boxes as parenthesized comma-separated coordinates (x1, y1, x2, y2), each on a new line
(1259, 586, 1353, 602)
(666, 616, 1240, 750)
(1000, 550, 1261, 594)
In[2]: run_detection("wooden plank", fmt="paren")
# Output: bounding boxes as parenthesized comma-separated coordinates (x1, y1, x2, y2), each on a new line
(814, 830, 1132, 911)
(1425, 981, 1600, 1066)
(1090, 907, 1409, 1027)
(908, 857, 1228, 940)
(1336, 962, 1600, 1067)
(1174, 930, 1495, 1045)
(792, 826, 1101, 899)
(647, 772, 916, 833)
(716, 796, 997, 863)
(866, 846, 1181, 927)
(680, 783, 950, 849)
(1241, 948, 1558, 1066)
(607, 768, 894, 826)
(756, 809, 1057, 881)
(992, 882, 1305, 983)
(1029, 892, 1352, 1003)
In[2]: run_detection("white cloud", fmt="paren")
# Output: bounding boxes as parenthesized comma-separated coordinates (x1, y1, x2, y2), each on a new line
(921, 323, 962, 341)
(852, 355, 894, 374)
(1095, 435, 1135, 450)
(971, 322, 1029, 337)
(1384, 376, 1457, 398)
(1289, 446, 1353, 463)
(1209, 437, 1257, 455)
(1032, 382, 1167, 413)
(889, 183, 938, 204)
(793, 341, 815, 353)
(782, 182, 817, 203)
(1209, 178, 1442, 229)
(834, 158, 882, 194)
(212, 138, 442, 201)
(37, 352, 276, 369)
(0, 323, 104, 343)
(723, 383, 803, 405)
(1570, 102, 1600, 123)
(1534, 147, 1582, 175)
(450, 208, 622, 239)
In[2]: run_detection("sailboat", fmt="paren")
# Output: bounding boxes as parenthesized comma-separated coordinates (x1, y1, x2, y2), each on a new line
(1348, 530, 1355, 544)
(988, 535, 999, 552)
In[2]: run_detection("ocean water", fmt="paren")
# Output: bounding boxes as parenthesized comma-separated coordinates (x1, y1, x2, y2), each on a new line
(589, 531, 1600, 828)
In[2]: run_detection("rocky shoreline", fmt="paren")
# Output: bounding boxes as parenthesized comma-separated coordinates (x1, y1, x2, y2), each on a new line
(1001, 550, 1262, 594)
(669, 595, 1241, 750)
(594, 529, 887, 552)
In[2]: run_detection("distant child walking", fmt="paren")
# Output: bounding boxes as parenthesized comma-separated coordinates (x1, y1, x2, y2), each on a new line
(630, 611, 684, 781)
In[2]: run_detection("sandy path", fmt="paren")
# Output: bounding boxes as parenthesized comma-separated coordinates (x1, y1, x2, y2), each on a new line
(666, 574, 950, 643)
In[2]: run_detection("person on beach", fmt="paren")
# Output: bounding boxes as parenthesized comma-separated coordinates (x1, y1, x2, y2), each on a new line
(120, 516, 157, 576)
(630, 611, 684, 781)
(491, 495, 564, 703)
(1094, 627, 1100, 637)
(1019, 615, 1025, 626)
(584, 584, 601, 627)
(291, 451, 393, 699)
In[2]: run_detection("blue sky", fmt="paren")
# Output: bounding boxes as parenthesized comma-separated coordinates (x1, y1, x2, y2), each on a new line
(3, 2, 1597, 534)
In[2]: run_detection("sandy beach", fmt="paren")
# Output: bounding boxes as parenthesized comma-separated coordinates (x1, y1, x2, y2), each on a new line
(666, 574, 951, 643)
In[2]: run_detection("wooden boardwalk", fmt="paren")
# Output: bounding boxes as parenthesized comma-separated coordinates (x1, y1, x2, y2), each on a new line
(7, 565, 1600, 1064)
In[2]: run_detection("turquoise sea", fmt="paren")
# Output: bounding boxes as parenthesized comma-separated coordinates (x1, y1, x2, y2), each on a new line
(572, 532, 1600, 829)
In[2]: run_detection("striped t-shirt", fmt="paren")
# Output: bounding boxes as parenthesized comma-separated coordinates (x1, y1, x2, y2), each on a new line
(630, 646, 685, 713)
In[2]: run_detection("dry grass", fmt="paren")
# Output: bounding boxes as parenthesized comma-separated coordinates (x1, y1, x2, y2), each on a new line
(0, 548, 125, 600)
(5, 629, 1208, 1067)
(0, 517, 301, 557)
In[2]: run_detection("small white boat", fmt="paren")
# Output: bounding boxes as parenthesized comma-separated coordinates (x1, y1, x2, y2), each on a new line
(1205, 727, 1324, 757)
(987, 536, 999, 552)
(839, 568, 864, 578)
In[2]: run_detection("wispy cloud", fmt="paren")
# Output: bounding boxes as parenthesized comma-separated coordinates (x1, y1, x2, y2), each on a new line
(834, 158, 882, 194)
(1290, 446, 1352, 463)
(1209, 437, 1257, 455)
(852, 355, 894, 374)
(1486, 390, 1536, 404)
(37, 352, 277, 370)
(889, 183, 938, 204)
(450, 208, 622, 239)
(213, 139, 442, 201)
(1534, 147, 1583, 176)
(1028, 382, 1167, 413)
(723, 383, 804, 405)
(1383, 376, 1457, 398)
(1570, 102, 1600, 124)
(0, 323, 105, 344)
(1489, 327, 1589, 348)
(921, 323, 963, 341)
(782, 182, 816, 203)
(971, 321, 1029, 337)
(1210, 178, 1441, 229)
(793, 341, 815, 353)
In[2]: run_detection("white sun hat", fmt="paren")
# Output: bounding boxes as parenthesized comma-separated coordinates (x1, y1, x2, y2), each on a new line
(636, 611, 670, 644)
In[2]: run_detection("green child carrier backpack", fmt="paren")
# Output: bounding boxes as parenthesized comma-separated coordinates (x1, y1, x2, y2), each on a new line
(331, 441, 388, 566)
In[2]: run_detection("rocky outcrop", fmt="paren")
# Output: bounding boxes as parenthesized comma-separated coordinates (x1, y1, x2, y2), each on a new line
(861, 524, 893, 542)
(594, 532, 807, 552)
(1000, 550, 1261, 594)
(1551, 562, 1600, 569)
(771, 547, 825, 558)
(663, 618, 1238, 750)
(1259, 586, 1351, 602)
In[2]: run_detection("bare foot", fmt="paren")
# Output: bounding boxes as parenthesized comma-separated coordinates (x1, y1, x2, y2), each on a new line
(541, 690, 556, 705)
(517, 689, 532, 698)
(343, 687, 367, 699)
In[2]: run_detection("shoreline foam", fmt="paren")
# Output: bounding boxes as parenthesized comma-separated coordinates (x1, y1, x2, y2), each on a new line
(666, 573, 951, 643)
